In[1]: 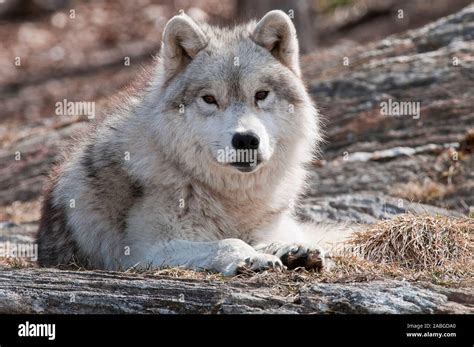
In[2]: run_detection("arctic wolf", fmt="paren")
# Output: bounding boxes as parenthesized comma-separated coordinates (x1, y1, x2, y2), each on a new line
(37, 10, 329, 275)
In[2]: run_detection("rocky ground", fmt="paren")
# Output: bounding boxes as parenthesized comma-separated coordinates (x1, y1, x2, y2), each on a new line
(0, 267, 472, 314)
(0, 3, 472, 313)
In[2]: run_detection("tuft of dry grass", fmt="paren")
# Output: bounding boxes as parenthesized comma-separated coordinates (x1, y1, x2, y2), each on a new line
(316, 255, 472, 287)
(0, 257, 33, 269)
(345, 214, 472, 271)
(390, 179, 453, 203)
(125, 264, 226, 282)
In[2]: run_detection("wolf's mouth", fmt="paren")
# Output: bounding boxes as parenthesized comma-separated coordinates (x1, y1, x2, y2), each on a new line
(230, 160, 262, 173)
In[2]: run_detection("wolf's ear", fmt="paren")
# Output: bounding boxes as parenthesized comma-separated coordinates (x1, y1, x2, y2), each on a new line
(160, 14, 208, 81)
(251, 10, 300, 77)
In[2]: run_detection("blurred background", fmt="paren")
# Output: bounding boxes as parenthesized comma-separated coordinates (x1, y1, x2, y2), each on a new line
(1, 0, 471, 123)
(0, 0, 473, 225)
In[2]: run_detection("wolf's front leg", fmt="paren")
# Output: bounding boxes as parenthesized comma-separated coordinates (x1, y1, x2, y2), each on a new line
(130, 239, 283, 276)
(253, 216, 328, 272)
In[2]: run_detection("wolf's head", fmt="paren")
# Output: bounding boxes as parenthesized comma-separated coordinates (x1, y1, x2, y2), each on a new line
(146, 10, 321, 193)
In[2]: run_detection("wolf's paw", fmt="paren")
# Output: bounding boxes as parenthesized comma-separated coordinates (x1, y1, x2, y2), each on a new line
(271, 243, 327, 271)
(237, 253, 284, 274)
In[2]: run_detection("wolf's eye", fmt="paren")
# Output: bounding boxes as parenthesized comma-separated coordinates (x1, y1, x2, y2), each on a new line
(255, 91, 269, 101)
(202, 95, 217, 105)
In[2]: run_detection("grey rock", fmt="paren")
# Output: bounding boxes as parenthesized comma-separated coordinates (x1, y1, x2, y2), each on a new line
(297, 193, 462, 224)
(299, 280, 472, 314)
(0, 268, 471, 314)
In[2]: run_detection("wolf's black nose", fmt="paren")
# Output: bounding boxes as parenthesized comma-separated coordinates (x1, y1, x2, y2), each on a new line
(232, 132, 260, 150)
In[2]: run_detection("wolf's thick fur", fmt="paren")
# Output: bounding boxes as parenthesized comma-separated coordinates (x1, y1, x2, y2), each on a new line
(37, 11, 334, 275)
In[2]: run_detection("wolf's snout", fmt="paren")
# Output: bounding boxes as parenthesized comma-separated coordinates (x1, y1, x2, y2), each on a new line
(231, 132, 260, 150)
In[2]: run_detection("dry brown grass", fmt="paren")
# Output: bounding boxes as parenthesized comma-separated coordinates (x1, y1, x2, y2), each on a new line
(390, 179, 453, 203)
(345, 214, 472, 272)
(0, 257, 33, 269)
(125, 264, 225, 282)
(317, 255, 472, 287)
